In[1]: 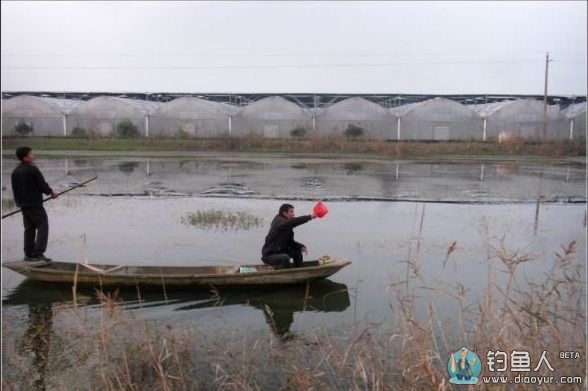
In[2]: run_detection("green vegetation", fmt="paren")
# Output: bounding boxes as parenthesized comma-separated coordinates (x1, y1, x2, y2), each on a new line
(344, 124, 364, 139)
(290, 126, 307, 138)
(181, 209, 263, 231)
(71, 126, 88, 137)
(176, 128, 190, 139)
(14, 121, 33, 136)
(116, 119, 139, 138)
(1, 136, 585, 158)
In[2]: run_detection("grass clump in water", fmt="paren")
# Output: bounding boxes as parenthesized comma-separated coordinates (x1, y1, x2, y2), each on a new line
(181, 209, 263, 231)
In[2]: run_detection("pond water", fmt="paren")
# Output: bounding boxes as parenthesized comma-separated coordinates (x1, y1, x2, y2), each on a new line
(1, 153, 586, 388)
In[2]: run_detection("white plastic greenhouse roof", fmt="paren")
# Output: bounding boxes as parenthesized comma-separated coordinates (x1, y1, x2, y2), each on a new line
(248, 96, 301, 108)
(323, 97, 388, 112)
(110, 97, 161, 114)
(33, 96, 82, 114)
(159, 96, 239, 115)
(390, 101, 421, 116)
(469, 99, 552, 117)
(302, 108, 318, 116)
(390, 97, 465, 117)
(468, 101, 520, 116)
(562, 102, 587, 118)
(214, 101, 240, 115)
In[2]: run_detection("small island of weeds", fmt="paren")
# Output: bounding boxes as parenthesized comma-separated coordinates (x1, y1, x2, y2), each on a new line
(181, 209, 263, 231)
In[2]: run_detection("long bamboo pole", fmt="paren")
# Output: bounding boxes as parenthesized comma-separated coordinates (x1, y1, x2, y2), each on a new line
(2, 176, 98, 219)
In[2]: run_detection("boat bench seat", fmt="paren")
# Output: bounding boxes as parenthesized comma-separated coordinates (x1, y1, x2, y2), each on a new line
(80, 263, 126, 274)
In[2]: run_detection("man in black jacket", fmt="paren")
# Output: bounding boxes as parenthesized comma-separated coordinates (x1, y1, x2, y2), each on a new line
(261, 203, 316, 268)
(11, 146, 57, 262)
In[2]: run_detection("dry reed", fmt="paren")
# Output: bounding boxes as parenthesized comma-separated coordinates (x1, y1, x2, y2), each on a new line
(1, 237, 585, 390)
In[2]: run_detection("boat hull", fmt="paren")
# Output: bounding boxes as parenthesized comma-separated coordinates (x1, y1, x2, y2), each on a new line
(2, 259, 351, 288)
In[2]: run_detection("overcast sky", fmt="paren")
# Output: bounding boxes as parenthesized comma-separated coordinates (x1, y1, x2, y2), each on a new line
(1, 1, 586, 95)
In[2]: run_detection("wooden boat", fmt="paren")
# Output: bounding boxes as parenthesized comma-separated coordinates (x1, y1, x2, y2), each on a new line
(2, 256, 351, 288)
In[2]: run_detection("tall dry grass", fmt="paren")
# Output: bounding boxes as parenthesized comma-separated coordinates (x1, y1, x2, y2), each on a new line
(1, 237, 585, 390)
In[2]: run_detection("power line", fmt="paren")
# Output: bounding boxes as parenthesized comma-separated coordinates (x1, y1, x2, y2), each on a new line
(2, 59, 558, 71)
(2, 51, 585, 59)
(0, 53, 549, 58)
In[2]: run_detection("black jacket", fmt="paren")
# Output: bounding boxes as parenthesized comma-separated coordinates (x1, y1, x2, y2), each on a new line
(262, 214, 312, 258)
(11, 162, 53, 207)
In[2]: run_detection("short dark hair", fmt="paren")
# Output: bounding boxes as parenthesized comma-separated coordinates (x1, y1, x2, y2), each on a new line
(16, 146, 32, 161)
(279, 203, 294, 215)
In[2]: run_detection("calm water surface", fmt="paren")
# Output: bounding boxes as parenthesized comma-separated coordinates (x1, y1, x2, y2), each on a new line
(1, 154, 586, 340)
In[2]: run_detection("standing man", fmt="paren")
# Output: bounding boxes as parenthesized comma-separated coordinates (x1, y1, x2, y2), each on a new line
(11, 146, 57, 262)
(261, 203, 316, 268)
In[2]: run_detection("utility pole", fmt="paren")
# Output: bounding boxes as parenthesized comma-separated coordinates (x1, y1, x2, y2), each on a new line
(542, 52, 553, 140)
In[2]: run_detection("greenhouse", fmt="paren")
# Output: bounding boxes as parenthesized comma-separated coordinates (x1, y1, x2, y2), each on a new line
(67, 96, 160, 137)
(469, 99, 564, 140)
(149, 97, 238, 137)
(231, 96, 312, 138)
(561, 102, 587, 140)
(2, 95, 81, 136)
(391, 98, 482, 140)
(317, 97, 394, 139)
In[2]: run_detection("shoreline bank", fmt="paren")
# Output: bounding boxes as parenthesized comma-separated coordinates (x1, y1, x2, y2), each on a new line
(2, 137, 585, 160)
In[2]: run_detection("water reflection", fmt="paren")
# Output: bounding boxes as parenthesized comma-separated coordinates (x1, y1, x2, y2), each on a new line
(168, 280, 350, 339)
(117, 162, 139, 175)
(2, 156, 584, 203)
(343, 162, 364, 175)
(496, 163, 520, 176)
(301, 177, 326, 191)
(201, 182, 256, 196)
(19, 304, 52, 391)
(4, 279, 350, 341)
(73, 159, 90, 167)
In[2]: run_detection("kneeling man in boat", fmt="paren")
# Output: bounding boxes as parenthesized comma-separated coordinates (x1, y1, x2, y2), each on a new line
(261, 203, 317, 268)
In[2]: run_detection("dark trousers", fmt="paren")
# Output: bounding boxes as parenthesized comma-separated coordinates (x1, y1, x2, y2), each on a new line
(21, 205, 49, 257)
(262, 247, 303, 268)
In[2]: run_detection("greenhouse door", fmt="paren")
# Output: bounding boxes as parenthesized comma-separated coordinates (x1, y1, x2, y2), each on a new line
(433, 126, 450, 140)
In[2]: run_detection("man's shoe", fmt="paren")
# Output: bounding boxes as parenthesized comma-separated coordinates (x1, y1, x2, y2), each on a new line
(23, 256, 39, 262)
(34, 255, 53, 262)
